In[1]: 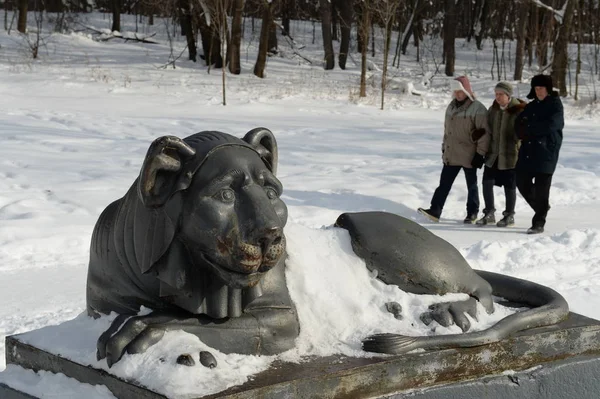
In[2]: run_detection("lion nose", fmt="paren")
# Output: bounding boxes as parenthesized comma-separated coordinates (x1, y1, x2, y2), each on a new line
(258, 226, 283, 251)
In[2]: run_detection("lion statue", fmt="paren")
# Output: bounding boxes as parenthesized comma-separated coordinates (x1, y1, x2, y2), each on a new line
(87, 128, 568, 367)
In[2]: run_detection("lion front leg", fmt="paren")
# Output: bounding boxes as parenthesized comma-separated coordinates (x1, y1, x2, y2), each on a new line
(96, 307, 299, 367)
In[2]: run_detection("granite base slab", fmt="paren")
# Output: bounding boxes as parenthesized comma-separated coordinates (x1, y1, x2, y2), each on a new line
(3, 312, 600, 399)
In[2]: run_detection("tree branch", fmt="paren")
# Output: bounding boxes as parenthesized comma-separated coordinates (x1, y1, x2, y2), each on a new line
(528, 0, 567, 24)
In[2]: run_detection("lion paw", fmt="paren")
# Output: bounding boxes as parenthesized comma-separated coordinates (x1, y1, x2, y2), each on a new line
(420, 297, 479, 332)
(96, 312, 179, 367)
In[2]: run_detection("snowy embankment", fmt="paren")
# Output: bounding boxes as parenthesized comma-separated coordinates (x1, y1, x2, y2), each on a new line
(1, 12, 600, 397)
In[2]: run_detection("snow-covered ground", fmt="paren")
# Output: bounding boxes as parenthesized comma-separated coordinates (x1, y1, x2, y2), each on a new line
(1, 12, 600, 398)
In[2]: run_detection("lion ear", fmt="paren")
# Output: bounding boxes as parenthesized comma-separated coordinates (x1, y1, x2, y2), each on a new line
(243, 128, 279, 176)
(138, 136, 196, 208)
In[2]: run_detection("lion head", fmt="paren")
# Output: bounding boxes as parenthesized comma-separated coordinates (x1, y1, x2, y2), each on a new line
(107, 128, 289, 317)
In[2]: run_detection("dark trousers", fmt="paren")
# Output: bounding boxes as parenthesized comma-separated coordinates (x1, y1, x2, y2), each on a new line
(482, 167, 517, 216)
(431, 165, 479, 216)
(516, 171, 553, 227)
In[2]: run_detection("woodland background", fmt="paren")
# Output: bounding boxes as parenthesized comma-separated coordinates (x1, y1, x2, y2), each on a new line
(3, 0, 599, 105)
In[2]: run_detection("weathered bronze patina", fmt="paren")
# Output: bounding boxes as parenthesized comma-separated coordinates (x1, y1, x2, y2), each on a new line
(86, 128, 569, 367)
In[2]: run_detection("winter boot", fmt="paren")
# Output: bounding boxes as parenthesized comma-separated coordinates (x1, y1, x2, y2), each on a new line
(527, 225, 544, 234)
(476, 211, 496, 226)
(463, 213, 478, 224)
(418, 208, 440, 222)
(496, 212, 515, 227)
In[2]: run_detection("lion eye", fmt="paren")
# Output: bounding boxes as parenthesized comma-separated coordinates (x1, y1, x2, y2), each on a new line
(265, 187, 279, 200)
(216, 189, 235, 203)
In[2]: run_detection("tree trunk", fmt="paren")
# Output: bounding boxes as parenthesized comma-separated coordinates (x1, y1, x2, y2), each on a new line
(474, 0, 488, 50)
(401, 0, 419, 55)
(514, 0, 529, 80)
(527, 3, 538, 67)
(229, 0, 245, 74)
(401, 24, 413, 55)
(17, 0, 27, 33)
(574, 0, 583, 100)
(179, 0, 197, 62)
(464, 0, 473, 41)
(371, 21, 375, 57)
(199, 4, 223, 68)
(320, 0, 334, 70)
(282, 0, 293, 35)
(357, 3, 366, 54)
(470, 0, 482, 39)
(337, 0, 353, 70)
(268, 15, 278, 53)
(220, 1, 227, 106)
(46, 0, 63, 13)
(254, 2, 274, 78)
(111, 0, 121, 32)
(331, 0, 338, 41)
(359, 1, 370, 97)
(381, 10, 396, 110)
(443, 0, 457, 76)
(535, 8, 553, 69)
(551, 0, 576, 96)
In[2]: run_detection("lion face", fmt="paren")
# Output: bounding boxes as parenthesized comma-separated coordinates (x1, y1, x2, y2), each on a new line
(179, 146, 288, 289)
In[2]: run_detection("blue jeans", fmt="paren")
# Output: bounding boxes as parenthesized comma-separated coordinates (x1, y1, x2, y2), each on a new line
(430, 165, 480, 216)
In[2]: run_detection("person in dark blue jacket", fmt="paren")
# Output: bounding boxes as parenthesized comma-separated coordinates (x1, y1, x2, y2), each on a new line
(514, 74, 564, 234)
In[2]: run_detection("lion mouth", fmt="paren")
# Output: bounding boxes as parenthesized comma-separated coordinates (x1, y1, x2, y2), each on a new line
(200, 253, 265, 288)
(240, 257, 262, 269)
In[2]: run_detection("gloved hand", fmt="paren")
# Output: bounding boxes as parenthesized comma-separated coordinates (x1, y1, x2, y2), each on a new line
(471, 153, 485, 169)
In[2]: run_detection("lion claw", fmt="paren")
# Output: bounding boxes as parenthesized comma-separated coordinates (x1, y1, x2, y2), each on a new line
(199, 351, 217, 368)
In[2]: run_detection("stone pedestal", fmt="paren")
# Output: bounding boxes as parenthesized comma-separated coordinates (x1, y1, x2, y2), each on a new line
(2, 313, 600, 399)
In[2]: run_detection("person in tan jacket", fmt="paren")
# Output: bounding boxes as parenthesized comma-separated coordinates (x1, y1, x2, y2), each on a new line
(476, 82, 526, 227)
(419, 76, 490, 224)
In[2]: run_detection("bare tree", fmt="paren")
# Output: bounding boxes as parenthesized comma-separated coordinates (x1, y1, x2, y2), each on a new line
(400, 0, 423, 57)
(358, 0, 371, 97)
(254, 0, 277, 78)
(198, 1, 223, 68)
(111, 0, 122, 32)
(336, 0, 353, 70)
(374, 0, 402, 109)
(320, 0, 334, 69)
(229, 0, 245, 74)
(17, 0, 27, 33)
(514, 0, 530, 80)
(549, 0, 576, 96)
(215, 0, 229, 104)
(474, 0, 489, 50)
(282, 0, 294, 35)
(443, 0, 457, 76)
(574, 0, 583, 100)
(179, 0, 197, 61)
(5, 0, 12, 31)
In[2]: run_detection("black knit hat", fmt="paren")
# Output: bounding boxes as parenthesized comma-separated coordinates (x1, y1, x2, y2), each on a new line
(527, 74, 554, 99)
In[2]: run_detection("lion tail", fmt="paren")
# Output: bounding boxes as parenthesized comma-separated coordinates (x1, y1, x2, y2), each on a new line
(362, 271, 569, 355)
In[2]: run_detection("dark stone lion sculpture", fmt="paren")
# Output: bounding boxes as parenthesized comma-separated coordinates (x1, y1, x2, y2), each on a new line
(87, 129, 298, 366)
(87, 128, 569, 367)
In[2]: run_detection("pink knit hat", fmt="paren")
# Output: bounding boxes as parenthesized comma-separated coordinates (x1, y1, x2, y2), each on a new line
(450, 76, 475, 100)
